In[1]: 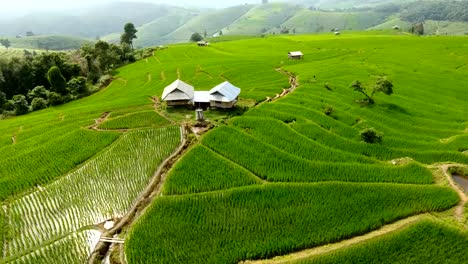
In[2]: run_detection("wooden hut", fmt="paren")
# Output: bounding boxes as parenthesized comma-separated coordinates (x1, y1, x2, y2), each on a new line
(162, 80, 194, 106)
(197, 41, 209, 47)
(209, 81, 241, 109)
(288, 51, 304, 60)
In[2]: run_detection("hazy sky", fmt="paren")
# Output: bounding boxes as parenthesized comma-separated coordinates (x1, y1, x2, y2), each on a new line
(1, 0, 270, 16)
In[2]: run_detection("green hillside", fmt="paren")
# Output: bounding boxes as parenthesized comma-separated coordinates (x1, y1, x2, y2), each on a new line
(280, 9, 387, 33)
(7, 35, 91, 50)
(160, 5, 255, 43)
(222, 3, 302, 35)
(1, 33, 467, 263)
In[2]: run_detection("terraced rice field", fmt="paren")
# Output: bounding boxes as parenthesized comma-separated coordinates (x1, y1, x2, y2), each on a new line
(126, 34, 468, 263)
(1, 33, 467, 262)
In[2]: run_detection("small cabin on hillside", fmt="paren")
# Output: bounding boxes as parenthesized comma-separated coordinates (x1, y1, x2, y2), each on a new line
(392, 25, 400, 30)
(197, 41, 209, 47)
(162, 80, 194, 106)
(288, 51, 304, 60)
(162, 80, 241, 109)
(209, 81, 241, 109)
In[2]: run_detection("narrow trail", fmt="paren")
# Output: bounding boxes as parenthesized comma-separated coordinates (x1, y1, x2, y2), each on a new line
(88, 126, 190, 264)
(438, 164, 467, 222)
(266, 68, 299, 103)
(11, 134, 16, 145)
(177, 68, 181, 79)
(160, 71, 166, 81)
(241, 214, 427, 264)
(87, 112, 111, 131)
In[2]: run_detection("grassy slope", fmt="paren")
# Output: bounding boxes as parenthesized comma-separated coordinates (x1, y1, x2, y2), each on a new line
(8, 35, 91, 50)
(222, 3, 302, 35)
(371, 18, 468, 35)
(280, 9, 387, 33)
(103, 5, 254, 47)
(160, 5, 254, 44)
(292, 219, 468, 264)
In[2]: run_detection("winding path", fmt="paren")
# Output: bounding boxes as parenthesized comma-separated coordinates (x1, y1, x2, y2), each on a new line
(241, 214, 427, 264)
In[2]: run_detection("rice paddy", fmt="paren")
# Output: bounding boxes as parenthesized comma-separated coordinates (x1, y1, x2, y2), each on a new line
(1, 32, 467, 262)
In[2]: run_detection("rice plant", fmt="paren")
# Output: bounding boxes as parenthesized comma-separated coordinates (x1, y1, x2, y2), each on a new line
(126, 183, 459, 264)
(3, 127, 181, 258)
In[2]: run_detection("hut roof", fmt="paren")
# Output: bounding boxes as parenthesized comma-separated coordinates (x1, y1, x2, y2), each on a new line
(288, 51, 304, 56)
(209, 81, 241, 102)
(162, 79, 194, 101)
(194, 91, 211, 103)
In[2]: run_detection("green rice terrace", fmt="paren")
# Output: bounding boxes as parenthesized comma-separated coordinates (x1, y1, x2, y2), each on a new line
(1, 32, 467, 263)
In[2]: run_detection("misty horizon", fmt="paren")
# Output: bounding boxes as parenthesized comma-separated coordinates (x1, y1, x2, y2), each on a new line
(0, 0, 281, 18)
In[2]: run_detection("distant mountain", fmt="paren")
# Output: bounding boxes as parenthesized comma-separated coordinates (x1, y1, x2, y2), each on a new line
(1, 1, 467, 50)
(0, 2, 194, 39)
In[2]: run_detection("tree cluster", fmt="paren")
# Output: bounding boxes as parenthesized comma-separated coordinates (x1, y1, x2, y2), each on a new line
(0, 40, 134, 117)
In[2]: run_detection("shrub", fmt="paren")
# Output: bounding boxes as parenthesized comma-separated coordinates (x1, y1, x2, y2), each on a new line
(47, 92, 64, 106)
(31, 98, 48, 111)
(323, 105, 334, 116)
(361, 128, 383, 144)
(12, 94, 29, 115)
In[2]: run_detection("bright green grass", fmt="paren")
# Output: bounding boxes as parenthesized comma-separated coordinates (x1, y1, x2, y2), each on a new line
(291, 220, 468, 264)
(126, 183, 458, 264)
(163, 145, 261, 195)
(98, 111, 169, 130)
(202, 126, 433, 184)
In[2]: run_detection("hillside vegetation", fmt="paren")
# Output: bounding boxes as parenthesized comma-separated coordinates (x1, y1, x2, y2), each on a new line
(7, 35, 90, 50)
(0, 32, 467, 262)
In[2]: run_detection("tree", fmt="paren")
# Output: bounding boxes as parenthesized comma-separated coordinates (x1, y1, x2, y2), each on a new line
(190, 32, 203, 42)
(11, 94, 29, 115)
(219, 30, 223, 36)
(350, 77, 394, 105)
(350, 80, 374, 104)
(47, 66, 67, 95)
(410, 23, 424, 35)
(0, 39, 11, 49)
(31, 97, 48, 111)
(360, 128, 383, 144)
(120, 23, 138, 49)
